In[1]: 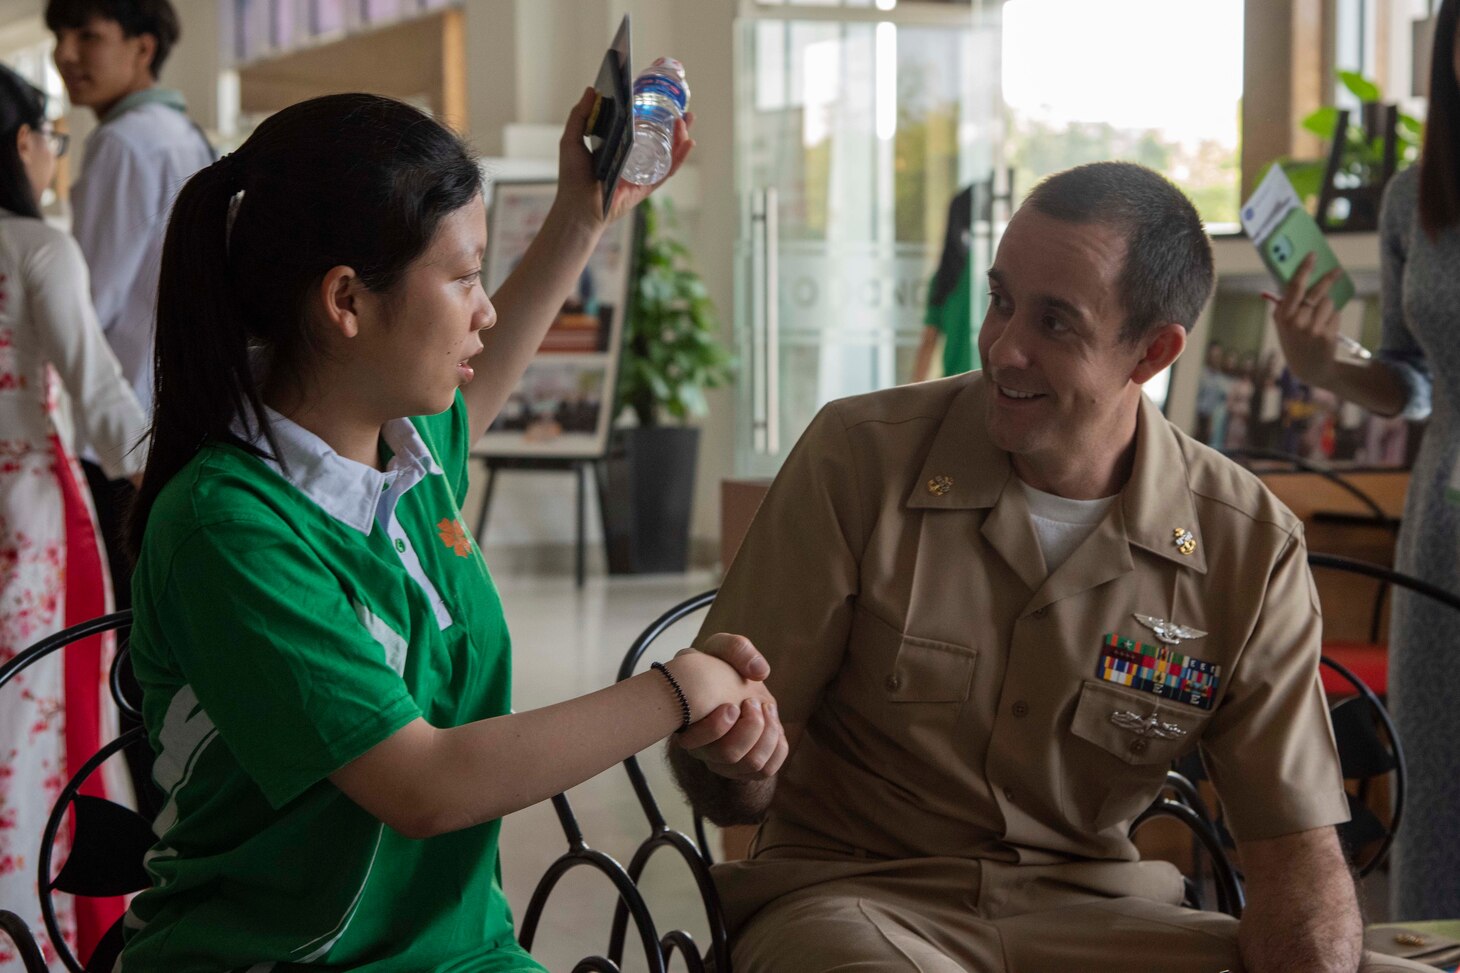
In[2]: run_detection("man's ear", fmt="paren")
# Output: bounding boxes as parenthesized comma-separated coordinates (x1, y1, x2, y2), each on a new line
(133, 32, 157, 77)
(1130, 322, 1187, 385)
(317, 266, 366, 339)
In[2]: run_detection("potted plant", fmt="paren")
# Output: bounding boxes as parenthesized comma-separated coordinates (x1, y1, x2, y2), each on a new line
(604, 197, 734, 573)
(1273, 71, 1423, 230)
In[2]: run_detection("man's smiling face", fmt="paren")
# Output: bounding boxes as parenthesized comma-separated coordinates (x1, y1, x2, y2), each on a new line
(978, 206, 1151, 478)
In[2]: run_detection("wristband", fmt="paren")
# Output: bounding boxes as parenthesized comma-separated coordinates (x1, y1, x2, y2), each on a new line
(651, 661, 692, 733)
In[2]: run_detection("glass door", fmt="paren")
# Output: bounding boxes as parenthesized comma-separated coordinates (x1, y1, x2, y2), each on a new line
(734, 0, 1005, 476)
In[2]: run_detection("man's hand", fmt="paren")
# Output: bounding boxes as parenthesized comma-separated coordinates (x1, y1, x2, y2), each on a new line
(679, 634, 789, 781)
(666, 634, 797, 826)
(1236, 826, 1362, 973)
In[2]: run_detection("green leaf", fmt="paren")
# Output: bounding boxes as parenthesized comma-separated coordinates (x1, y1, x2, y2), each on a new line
(1280, 159, 1327, 203)
(1338, 70, 1381, 103)
(1301, 106, 1340, 138)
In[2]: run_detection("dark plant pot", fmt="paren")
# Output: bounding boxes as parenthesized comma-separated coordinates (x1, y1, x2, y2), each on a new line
(604, 426, 700, 574)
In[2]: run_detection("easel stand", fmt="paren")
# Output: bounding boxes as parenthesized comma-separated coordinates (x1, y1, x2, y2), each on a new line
(474, 456, 607, 588)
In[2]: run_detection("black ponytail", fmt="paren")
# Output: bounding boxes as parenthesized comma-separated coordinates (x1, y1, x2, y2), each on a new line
(128, 93, 482, 557)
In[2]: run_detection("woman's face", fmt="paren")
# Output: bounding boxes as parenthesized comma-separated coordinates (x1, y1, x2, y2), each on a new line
(16, 122, 57, 204)
(357, 193, 495, 418)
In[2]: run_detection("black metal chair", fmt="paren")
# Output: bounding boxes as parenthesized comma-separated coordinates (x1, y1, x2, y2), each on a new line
(1169, 554, 1449, 882)
(11, 605, 725, 973)
(1304, 553, 1460, 878)
(518, 588, 727, 973)
(1225, 447, 1400, 644)
(1130, 771, 1245, 918)
(0, 909, 47, 973)
(0, 610, 155, 973)
(522, 588, 1258, 971)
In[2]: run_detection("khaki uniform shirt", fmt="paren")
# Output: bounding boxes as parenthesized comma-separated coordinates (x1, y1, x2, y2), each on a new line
(701, 373, 1348, 910)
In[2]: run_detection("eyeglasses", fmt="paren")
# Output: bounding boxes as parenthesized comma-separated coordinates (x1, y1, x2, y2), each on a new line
(39, 127, 69, 159)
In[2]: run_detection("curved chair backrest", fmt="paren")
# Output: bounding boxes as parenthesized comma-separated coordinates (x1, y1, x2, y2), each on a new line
(1130, 771, 1245, 918)
(1222, 447, 1392, 523)
(1304, 553, 1460, 877)
(518, 589, 726, 973)
(1228, 448, 1398, 640)
(0, 611, 154, 973)
(0, 909, 47, 973)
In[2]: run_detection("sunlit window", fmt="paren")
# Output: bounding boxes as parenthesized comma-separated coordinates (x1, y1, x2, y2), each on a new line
(1001, 0, 1243, 230)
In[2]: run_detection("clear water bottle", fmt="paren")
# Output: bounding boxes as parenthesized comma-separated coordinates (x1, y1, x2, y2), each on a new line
(621, 58, 690, 186)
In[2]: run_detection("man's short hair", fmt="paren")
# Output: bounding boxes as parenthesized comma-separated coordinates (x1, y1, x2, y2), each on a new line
(45, 0, 181, 78)
(1024, 162, 1214, 343)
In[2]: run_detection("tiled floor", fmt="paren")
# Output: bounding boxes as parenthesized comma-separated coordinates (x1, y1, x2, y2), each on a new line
(494, 569, 725, 972)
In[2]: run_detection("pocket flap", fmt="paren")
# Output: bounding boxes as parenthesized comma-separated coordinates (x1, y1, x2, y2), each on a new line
(887, 636, 976, 703)
(1069, 680, 1203, 765)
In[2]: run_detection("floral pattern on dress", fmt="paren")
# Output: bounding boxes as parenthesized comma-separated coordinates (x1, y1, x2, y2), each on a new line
(0, 341, 114, 970)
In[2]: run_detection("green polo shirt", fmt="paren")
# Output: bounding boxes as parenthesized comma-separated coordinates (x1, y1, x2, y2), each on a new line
(120, 392, 544, 972)
(924, 267, 978, 377)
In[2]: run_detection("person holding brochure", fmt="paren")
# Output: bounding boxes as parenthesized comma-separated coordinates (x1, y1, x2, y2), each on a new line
(1270, 0, 1460, 921)
(116, 88, 771, 971)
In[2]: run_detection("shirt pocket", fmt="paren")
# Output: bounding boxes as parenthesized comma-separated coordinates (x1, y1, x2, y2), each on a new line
(885, 635, 978, 703)
(834, 611, 978, 735)
(1061, 679, 1211, 832)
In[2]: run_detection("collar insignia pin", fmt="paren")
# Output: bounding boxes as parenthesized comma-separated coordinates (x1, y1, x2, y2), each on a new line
(1172, 527, 1197, 556)
(927, 474, 953, 497)
(1133, 613, 1207, 645)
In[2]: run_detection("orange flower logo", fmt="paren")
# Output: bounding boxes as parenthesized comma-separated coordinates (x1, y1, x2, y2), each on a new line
(437, 518, 472, 558)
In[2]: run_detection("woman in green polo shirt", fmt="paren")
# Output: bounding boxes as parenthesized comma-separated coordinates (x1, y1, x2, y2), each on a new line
(117, 92, 782, 972)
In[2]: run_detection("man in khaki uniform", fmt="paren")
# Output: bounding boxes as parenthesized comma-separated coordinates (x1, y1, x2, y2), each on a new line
(671, 162, 1428, 972)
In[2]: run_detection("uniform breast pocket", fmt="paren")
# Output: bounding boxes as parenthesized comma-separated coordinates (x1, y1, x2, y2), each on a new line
(834, 612, 978, 745)
(884, 635, 978, 703)
(1061, 679, 1210, 832)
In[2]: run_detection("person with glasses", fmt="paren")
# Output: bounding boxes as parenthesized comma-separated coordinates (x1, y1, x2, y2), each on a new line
(0, 63, 147, 972)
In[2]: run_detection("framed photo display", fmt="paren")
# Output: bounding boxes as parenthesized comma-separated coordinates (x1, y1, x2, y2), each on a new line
(1164, 235, 1423, 470)
(476, 179, 635, 458)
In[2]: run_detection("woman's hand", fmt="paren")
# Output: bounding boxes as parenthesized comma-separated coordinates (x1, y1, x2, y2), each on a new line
(552, 86, 696, 234)
(1266, 253, 1345, 390)
(667, 635, 789, 781)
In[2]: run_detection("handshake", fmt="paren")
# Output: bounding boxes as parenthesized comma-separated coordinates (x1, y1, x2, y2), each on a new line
(662, 633, 788, 781)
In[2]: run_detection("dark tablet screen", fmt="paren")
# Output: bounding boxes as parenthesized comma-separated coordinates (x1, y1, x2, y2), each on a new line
(586, 15, 633, 217)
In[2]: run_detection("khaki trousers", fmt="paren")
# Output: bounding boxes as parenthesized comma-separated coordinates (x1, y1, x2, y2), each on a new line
(717, 856, 1433, 973)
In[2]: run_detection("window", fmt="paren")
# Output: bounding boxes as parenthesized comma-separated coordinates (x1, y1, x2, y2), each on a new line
(1001, 0, 1244, 230)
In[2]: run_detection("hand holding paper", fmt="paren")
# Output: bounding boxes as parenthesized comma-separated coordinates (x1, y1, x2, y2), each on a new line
(1245, 167, 1373, 384)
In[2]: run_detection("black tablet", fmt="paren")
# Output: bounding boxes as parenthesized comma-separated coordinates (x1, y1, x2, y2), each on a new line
(585, 14, 633, 217)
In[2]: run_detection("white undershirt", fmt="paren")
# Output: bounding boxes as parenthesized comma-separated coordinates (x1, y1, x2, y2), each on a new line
(1020, 480, 1118, 574)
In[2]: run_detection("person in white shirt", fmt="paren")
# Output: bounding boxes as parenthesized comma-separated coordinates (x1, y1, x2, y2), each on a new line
(46, 0, 212, 609)
(0, 63, 147, 973)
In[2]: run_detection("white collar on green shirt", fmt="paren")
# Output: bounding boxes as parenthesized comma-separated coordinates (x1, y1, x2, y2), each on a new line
(232, 408, 443, 535)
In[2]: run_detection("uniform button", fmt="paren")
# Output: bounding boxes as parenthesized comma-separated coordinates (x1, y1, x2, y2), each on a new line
(1128, 737, 1150, 756)
(1012, 701, 1029, 718)
(1031, 606, 1049, 619)
(394, 538, 407, 553)
(1003, 786, 1015, 802)
(885, 673, 902, 691)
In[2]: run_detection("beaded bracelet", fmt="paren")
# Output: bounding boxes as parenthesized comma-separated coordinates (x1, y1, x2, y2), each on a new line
(650, 661, 692, 733)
